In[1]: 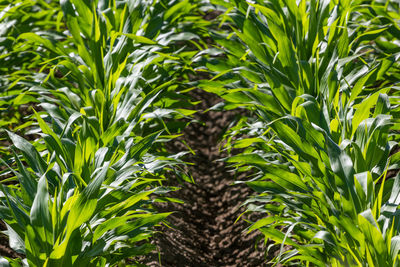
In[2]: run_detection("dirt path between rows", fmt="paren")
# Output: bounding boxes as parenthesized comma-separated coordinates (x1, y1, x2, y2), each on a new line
(141, 90, 269, 266)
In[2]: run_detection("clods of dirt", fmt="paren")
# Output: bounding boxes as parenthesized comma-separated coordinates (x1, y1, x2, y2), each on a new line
(141, 89, 269, 266)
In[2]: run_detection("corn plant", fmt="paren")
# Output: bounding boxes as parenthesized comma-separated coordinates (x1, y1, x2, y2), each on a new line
(206, 0, 400, 265)
(0, 128, 175, 266)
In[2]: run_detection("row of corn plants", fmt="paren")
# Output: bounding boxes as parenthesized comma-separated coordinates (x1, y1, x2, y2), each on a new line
(203, 0, 400, 266)
(0, 0, 63, 157)
(0, 0, 211, 265)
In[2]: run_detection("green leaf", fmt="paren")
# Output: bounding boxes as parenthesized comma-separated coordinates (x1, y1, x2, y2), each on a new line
(7, 131, 47, 175)
(124, 34, 157, 45)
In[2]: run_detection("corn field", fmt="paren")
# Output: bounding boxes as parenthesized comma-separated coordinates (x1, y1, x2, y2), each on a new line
(0, 0, 400, 266)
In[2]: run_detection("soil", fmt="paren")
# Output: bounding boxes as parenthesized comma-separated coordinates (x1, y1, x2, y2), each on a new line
(139, 89, 270, 266)
(0, 221, 21, 259)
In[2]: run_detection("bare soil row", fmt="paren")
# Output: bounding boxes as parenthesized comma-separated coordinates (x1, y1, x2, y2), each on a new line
(140, 90, 270, 266)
